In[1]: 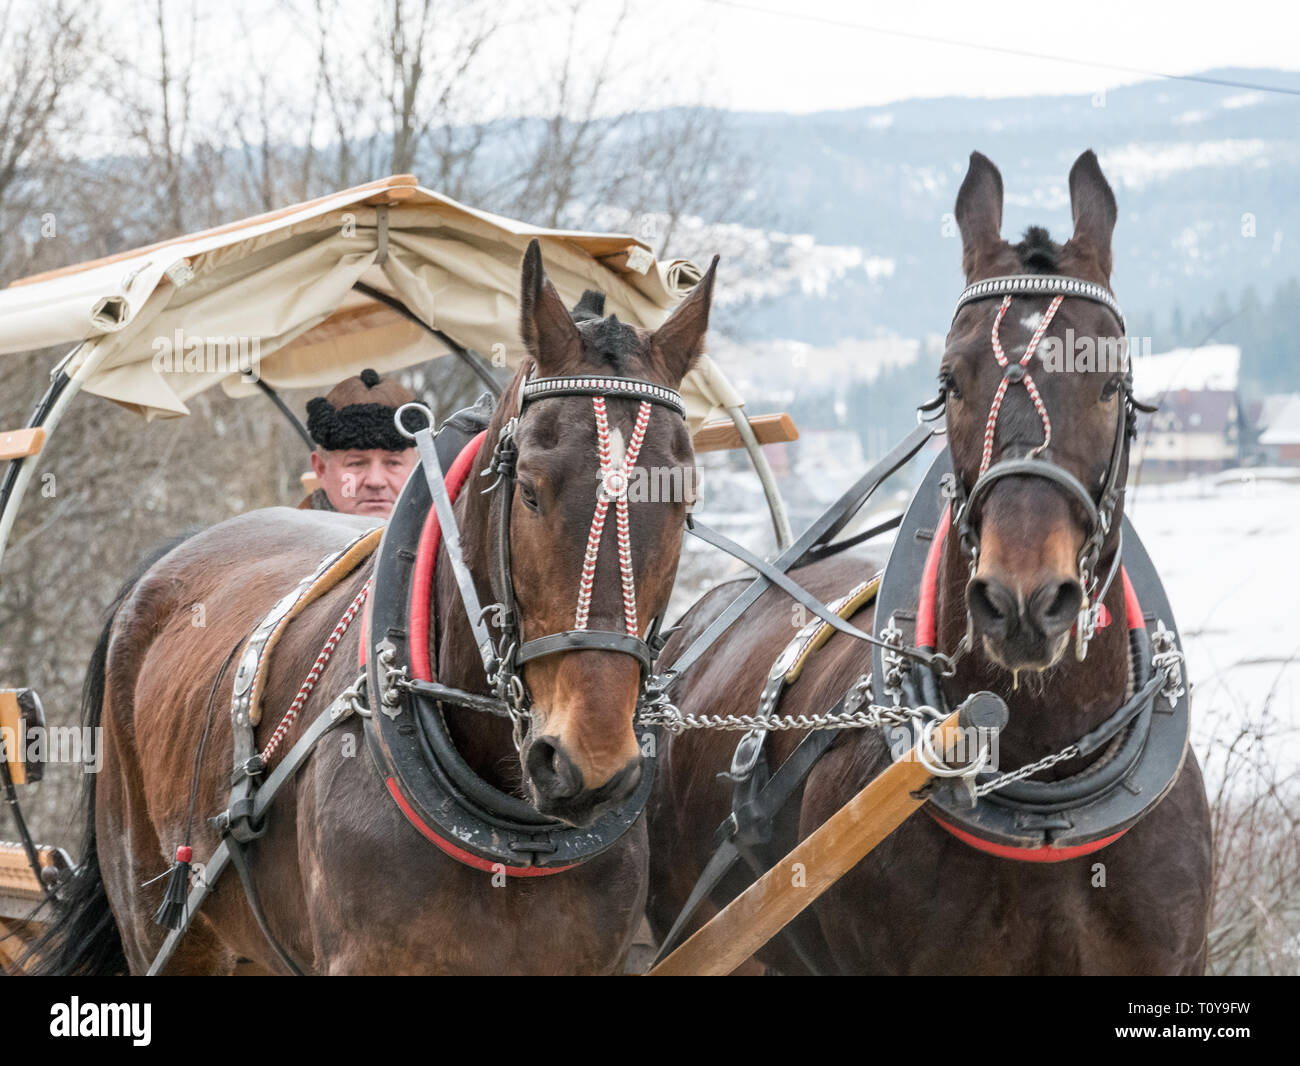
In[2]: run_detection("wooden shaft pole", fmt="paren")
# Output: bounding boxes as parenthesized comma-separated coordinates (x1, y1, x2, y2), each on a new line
(648, 709, 966, 977)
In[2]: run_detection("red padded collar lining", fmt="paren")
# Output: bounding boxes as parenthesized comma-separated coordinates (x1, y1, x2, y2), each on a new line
(914, 504, 1141, 860)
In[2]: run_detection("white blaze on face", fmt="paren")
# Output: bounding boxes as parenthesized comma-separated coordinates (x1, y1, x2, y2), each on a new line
(607, 425, 627, 471)
(1020, 311, 1044, 333)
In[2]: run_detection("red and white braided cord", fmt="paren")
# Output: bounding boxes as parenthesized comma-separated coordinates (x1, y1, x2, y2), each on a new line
(980, 293, 1063, 476)
(574, 397, 652, 636)
(259, 579, 370, 765)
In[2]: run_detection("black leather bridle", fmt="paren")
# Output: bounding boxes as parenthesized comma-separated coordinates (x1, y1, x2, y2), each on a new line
(402, 372, 688, 744)
(943, 273, 1155, 659)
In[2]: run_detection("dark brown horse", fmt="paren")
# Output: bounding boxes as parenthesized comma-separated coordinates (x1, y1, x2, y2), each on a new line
(647, 151, 1213, 975)
(37, 241, 713, 975)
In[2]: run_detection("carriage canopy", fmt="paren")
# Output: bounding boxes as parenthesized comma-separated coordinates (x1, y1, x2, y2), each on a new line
(0, 174, 742, 433)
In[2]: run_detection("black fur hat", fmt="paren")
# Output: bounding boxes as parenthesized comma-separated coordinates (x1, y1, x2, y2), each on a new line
(306, 368, 420, 451)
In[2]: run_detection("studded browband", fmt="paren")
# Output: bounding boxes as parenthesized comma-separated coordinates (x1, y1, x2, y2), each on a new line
(953, 274, 1126, 335)
(520, 375, 686, 418)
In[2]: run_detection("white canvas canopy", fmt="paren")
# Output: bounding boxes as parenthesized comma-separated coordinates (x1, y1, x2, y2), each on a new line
(0, 174, 743, 431)
(0, 176, 793, 567)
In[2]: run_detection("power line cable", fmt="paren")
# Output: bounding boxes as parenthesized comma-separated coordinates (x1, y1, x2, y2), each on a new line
(700, 0, 1300, 99)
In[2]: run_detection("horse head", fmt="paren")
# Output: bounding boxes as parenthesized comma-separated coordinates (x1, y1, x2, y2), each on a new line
(476, 240, 715, 825)
(943, 150, 1129, 674)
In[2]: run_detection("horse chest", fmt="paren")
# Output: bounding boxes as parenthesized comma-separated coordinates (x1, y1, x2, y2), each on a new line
(298, 751, 648, 975)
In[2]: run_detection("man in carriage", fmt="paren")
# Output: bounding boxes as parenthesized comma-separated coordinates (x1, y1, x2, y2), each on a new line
(300, 368, 420, 517)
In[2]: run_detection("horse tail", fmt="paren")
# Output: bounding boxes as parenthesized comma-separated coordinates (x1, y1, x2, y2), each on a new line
(27, 532, 197, 976)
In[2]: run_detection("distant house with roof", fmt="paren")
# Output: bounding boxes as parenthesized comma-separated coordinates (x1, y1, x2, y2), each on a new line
(1129, 345, 1242, 476)
(1257, 393, 1300, 464)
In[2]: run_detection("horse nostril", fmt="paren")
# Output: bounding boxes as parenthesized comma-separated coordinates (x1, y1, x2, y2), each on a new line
(1029, 579, 1084, 636)
(968, 578, 1015, 636)
(525, 736, 583, 802)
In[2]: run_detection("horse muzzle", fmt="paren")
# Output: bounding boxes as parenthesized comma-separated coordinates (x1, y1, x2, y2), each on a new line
(967, 572, 1082, 671)
(524, 736, 643, 827)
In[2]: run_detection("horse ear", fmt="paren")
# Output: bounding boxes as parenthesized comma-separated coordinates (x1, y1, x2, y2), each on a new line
(519, 239, 581, 373)
(653, 255, 718, 383)
(1068, 149, 1117, 279)
(955, 151, 1005, 281)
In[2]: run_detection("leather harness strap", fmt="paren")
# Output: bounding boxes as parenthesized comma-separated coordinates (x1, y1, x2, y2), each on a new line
(785, 578, 881, 683)
(149, 685, 364, 975)
(225, 834, 308, 976)
(477, 375, 688, 711)
(660, 420, 937, 689)
(235, 526, 384, 726)
(193, 528, 384, 975)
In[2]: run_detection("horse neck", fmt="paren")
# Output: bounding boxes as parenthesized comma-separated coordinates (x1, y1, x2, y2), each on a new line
(933, 534, 1131, 769)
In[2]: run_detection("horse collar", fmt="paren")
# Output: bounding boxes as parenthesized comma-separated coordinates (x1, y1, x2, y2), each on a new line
(363, 402, 660, 875)
(871, 448, 1192, 861)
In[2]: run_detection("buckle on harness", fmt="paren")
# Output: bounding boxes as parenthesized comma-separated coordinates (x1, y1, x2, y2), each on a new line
(213, 793, 267, 844)
(721, 728, 767, 784)
(230, 754, 264, 786)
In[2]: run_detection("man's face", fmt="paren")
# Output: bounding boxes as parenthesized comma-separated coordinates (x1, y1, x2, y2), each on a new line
(310, 447, 417, 517)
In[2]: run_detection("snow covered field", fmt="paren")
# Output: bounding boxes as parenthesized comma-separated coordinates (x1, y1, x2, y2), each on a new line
(1129, 474, 1300, 778)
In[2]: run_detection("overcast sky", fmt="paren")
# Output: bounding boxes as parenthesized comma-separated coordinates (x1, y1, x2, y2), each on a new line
(678, 0, 1299, 111)
(170, 0, 1300, 126)
(438, 0, 1298, 117)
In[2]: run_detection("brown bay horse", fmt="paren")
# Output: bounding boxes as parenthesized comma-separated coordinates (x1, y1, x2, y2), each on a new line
(647, 151, 1213, 975)
(36, 241, 713, 975)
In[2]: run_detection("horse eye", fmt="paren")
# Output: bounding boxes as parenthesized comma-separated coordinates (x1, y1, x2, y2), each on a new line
(518, 482, 539, 511)
(1100, 377, 1121, 401)
(939, 369, 961, 400)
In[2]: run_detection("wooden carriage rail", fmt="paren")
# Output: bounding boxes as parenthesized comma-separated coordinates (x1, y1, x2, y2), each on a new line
(0, 840, 66, 974)
(692, 412, 797, 453)
(1, 690, 39, 784)
(0, 429, 44, 462)
(0, 841, 68, 911)
(0, 841, 67, 972)
(647, 696, 1006, 976)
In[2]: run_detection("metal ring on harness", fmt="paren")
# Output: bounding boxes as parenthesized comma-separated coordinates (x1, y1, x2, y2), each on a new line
(915, 713, 991, 779)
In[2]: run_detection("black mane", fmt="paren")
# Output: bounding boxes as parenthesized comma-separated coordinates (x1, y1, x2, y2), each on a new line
(571, 289, 639, 375)
(1013, 225, 1062, 274)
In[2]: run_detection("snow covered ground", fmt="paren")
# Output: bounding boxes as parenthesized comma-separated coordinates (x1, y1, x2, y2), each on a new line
(1128, 473, 1300, 778)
